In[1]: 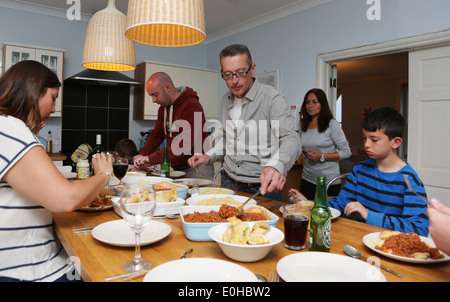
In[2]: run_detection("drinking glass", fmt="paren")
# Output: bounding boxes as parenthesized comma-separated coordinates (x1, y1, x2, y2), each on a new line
(282, 204, 311, 250)
(120, 183, 157, 272)
(104, 151, 117, 189)
(113, 157, 129, 185)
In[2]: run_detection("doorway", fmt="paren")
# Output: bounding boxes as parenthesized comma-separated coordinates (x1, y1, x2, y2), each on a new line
(332, 52, 409, 160)
(316, 29, 450, 202)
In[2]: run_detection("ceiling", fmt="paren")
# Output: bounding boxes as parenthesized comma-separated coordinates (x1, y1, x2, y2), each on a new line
(3, 0, 407, 79)
(3, 0, 328, 42)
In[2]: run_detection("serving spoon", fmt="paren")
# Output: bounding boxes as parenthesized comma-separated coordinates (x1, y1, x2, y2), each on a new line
(238, 190, 260, 216)
(343, 245, 403, 278)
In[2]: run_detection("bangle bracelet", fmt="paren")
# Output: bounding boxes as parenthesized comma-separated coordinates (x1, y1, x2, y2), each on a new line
(96, 171, 112, 182)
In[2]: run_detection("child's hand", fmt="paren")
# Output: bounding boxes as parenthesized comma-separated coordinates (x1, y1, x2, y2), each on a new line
(344, 202, 368, 220)
(288, 188, 308, 202)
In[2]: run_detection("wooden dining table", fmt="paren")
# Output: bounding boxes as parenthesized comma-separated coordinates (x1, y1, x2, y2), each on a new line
(52, 190, 450, 283)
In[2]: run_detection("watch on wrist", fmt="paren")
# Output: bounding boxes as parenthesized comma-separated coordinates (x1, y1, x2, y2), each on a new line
(320, 153, 325, 162)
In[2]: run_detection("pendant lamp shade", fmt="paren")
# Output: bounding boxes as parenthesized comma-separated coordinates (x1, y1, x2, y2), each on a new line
(82, 0, 136, 71)
(125, 0, 206, 47)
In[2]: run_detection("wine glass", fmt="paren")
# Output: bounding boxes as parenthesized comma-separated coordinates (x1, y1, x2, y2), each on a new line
(103, 151, 117, 189)
(120, 183, 157, 272)
(113, 157, 129, 185)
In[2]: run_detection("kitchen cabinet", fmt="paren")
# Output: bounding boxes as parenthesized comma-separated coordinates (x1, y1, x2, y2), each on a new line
(134, 60, 219, 120)
(2, 42, 65, 117)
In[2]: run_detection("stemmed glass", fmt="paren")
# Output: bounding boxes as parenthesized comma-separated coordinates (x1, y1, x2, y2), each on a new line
(113, 157, 129, 186)
(120, 183, 157, 272)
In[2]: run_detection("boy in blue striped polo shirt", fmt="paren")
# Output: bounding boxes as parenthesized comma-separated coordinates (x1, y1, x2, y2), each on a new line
(328, 107, 429, 236)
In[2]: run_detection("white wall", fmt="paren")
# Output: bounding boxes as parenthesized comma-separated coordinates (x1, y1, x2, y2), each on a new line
(207, 0, 450, 112)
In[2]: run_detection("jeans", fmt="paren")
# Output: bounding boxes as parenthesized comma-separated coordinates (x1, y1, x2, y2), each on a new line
(221, 174, 281, 201)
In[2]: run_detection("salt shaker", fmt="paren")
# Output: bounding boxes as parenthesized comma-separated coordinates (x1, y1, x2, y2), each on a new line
(191, 184, 200, 196)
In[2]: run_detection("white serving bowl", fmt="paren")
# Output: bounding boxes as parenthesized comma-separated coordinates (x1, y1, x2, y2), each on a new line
(185, 194, 257, 206)
(180, 205, 279, 241)
(208, 221, 284, 262)
(113, 177, 189, 199)
(111, 196, 185, 216)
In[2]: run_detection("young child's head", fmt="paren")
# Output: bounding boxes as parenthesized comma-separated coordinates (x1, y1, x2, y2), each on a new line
(361, 107, 405, 139)
(361, 107, 405, 159)
(115, 139, 138, 162)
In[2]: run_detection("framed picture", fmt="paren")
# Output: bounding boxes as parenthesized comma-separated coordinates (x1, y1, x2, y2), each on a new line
(254, 69, 279, 90)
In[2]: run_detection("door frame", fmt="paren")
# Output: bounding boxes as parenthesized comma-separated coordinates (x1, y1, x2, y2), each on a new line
(316, 28, 450, 110)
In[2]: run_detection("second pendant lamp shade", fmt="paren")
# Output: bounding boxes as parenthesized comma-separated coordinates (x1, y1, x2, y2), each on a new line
(125, 0, 206, 47)
(82, 0, 136, 71)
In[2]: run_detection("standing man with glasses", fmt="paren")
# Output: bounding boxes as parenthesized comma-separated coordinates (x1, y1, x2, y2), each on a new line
(188, 44, 301, 201)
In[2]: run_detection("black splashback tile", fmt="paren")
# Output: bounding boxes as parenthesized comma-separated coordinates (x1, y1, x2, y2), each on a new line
(61, 82, 130, 156)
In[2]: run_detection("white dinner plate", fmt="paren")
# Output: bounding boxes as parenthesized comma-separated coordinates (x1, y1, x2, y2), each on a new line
(78, 205, 113, 212)
(277, 252, 386, 282)
(279, 206, 341, 220)
(363, 232, 450, 264)
(143, 258, 258, 282)
(176, 178, 212, 187)
(91, 219, 171, 247)
(151, 170, 186, 178)
(187, 187, 234, 195)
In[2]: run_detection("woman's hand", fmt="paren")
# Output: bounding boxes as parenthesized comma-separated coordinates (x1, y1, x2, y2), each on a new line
(92, 152, 113, 175)
(303, 148, 321, 162)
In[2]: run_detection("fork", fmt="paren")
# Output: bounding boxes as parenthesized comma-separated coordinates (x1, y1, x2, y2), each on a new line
(268, 271, 279, 282)
(194, 166, 203, 178)
(404, 174, 434, 208)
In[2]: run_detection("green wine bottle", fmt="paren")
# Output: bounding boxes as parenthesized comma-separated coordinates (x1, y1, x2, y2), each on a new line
(309, 176, 331, 252)
(160, 146, 170, 178)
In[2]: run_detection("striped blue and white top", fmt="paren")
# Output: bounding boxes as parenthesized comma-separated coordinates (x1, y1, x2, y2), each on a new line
(328, 159, 430, 236)
(0, 115, 68, 281)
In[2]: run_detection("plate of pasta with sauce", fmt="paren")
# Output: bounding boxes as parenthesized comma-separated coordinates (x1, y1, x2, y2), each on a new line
(363, 231, 450, 264)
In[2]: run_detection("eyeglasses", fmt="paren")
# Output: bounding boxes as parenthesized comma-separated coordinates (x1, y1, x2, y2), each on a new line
(221, 65, 252, 80)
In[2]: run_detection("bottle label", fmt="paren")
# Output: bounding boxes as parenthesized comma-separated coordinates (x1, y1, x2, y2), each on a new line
(323, 218, 331, 249)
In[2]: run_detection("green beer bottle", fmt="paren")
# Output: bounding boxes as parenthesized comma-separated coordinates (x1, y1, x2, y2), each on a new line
(309, 176, 331, 252)
(160, 146, 170, 178)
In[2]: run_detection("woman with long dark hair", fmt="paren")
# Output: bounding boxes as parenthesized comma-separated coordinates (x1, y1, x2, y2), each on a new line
(290, 88, 351, 200)
(0, 61, 113, 281)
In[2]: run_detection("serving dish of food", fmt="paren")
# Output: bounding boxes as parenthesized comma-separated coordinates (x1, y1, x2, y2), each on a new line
(208, 220, 284, 262)
(111, 188, 186, 216)
(114, 180, 189, 199)
(180, 204, 278, 241)
(78, 194, 114, 212)
(363, 231, 450, 264)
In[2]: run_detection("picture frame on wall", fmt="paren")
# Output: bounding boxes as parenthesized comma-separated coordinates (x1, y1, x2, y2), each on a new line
(254, 69, 279, 90)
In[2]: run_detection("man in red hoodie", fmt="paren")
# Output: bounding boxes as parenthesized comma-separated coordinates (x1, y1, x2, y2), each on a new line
(133, 72, 214, 179)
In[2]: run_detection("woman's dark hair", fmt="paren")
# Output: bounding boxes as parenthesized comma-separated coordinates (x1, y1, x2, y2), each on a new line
(300, 88, 334, 133)
(361, 107, 405, 139)
(0, 60, 61, 134)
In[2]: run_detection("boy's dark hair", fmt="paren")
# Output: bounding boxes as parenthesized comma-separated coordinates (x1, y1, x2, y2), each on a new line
(115, 139, 138, 160)
(361, 107, 405, 139)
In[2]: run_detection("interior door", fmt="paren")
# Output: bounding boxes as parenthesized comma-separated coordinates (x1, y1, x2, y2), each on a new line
(409, 45, 450, 204)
